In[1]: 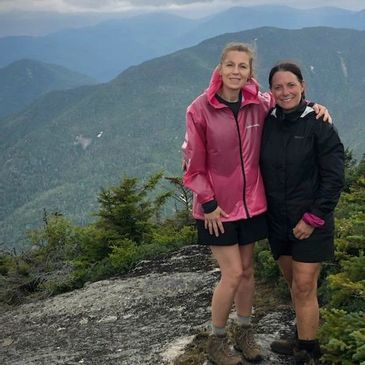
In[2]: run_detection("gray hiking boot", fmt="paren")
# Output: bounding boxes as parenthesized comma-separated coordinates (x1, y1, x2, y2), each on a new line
(231, 324, 263, 362)
(207, 334, 243, 365)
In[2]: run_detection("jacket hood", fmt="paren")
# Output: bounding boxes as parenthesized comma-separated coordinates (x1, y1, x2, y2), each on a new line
(206, 66, 261, 108)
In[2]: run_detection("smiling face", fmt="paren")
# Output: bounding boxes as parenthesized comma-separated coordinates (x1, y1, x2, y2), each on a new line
(218, 50, 252, 101)
(270, 70, 305, 112)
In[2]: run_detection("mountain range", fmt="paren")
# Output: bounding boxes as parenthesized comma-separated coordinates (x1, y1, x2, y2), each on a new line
(0, 59, 97, 118)
(1, 26, 364, 249)
(0, 6, 364, 81)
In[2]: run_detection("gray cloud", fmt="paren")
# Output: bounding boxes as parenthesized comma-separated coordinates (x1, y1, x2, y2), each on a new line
(0, 0, 215, 12)
(0, 0, 363, 13)
(60, 0, 215, 9)
(120, 0, 213, 4)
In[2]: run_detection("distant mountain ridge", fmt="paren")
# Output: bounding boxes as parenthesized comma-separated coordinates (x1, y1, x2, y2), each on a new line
(0, 6, 364, 81)
(0, 26, 364, 248)
(181, 6, 365, 45)
(0, 59, 97, 118)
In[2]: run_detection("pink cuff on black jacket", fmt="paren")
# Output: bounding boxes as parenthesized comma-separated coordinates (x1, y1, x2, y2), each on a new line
(302, 212, 325, 228)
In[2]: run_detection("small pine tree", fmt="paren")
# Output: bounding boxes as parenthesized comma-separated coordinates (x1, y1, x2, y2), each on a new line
(165, 176, 193, 226)
(96, 172, 172, 244)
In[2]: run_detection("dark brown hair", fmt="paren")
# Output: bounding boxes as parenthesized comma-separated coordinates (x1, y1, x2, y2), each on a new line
(269, 61, 305, 98)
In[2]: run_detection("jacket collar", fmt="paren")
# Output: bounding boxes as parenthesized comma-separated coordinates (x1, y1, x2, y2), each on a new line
(270, 99, 314, 121)
(206, 66, 261, 109)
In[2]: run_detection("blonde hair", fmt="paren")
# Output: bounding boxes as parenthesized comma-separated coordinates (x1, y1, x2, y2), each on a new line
(220, 42, 255, 77)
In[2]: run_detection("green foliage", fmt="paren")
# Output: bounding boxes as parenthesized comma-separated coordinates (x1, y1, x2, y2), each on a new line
(0, 213, 78, 303)
(109, 222, 196, 273)
(344, 152, 365, 192)
(164, 176, 194, 227)
(109, 239, 139, 271)
(68, 173, 183, 284)
(0, 172, 196, 304)
(317, 158, 365, 363)
(254, 241, 280, 281)
(318, 309, 365, 365)
(343, 148, 358, 192)
(253, 241, 289, 299)
(96, 172, 172, 244)
(324, 253, 365, 312)
(28, 212, 80, 261)
(0, 252, 13, 276)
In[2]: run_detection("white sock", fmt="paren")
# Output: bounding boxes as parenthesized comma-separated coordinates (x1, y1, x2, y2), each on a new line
(211, 324, 226, 336)
(237, 314, 251, 327)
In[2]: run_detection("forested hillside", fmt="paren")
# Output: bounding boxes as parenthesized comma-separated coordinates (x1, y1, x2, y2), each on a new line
(0, 26, 364, 248)
(0, 59, 97, 118)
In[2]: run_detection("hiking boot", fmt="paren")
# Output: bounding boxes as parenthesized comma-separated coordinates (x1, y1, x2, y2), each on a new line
(207, 334, 243, 365)
(271, 326, 297, 355)
(231, 324, 263, 362)
(292, 348, 320, 365)
(270, 338, 296, 355)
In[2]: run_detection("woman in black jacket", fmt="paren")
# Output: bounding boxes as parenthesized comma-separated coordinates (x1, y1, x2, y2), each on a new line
(260, 62, 345, 365)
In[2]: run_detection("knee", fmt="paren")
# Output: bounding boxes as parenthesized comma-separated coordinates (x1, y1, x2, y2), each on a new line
(221, 269, 245, 290)
(241, 263, 254, 282)
(292, 279, 317, 301)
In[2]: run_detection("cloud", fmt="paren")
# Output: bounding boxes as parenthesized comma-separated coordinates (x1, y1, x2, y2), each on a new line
(0, 0, 363, 13)
(0, 0, 215, 12)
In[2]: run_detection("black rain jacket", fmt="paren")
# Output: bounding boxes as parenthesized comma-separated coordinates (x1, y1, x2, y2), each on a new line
(260, 101, 345, 241)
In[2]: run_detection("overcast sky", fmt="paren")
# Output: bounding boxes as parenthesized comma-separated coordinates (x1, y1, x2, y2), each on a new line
(0, 0, 364, 15)
(0, 0, 363, 37)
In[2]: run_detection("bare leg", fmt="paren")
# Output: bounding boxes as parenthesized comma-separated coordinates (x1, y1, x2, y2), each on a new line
(231, 243, 263, 361)
(292, 261, 321, 339)
(234, 243, 255, 316)
(277, 255, 295, 307)
(277, 255, 293, 285)
(210, 244, 243, 328)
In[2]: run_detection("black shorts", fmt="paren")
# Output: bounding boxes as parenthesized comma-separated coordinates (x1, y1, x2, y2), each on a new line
(196, 213, 268, 246)
(268, 220, 335, 263)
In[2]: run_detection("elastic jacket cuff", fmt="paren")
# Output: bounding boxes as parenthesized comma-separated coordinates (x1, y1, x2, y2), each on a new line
(202, 200, 218, 214)
(302, 212, 325, 228)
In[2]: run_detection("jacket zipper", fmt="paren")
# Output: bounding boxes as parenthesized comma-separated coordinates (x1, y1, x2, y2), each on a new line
(233, 112, 250, 218)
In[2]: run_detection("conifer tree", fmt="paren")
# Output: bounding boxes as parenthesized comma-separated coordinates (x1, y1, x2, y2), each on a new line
(96, 172, 171, 244)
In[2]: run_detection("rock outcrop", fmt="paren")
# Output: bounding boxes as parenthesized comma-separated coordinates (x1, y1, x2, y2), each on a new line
(0, 245, 294, 364)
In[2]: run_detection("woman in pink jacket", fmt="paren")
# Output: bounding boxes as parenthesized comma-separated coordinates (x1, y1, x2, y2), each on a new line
(182, 42, 329, 365)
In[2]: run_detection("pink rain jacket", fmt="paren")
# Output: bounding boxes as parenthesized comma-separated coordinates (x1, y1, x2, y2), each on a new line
(182, 68, 275, 221)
